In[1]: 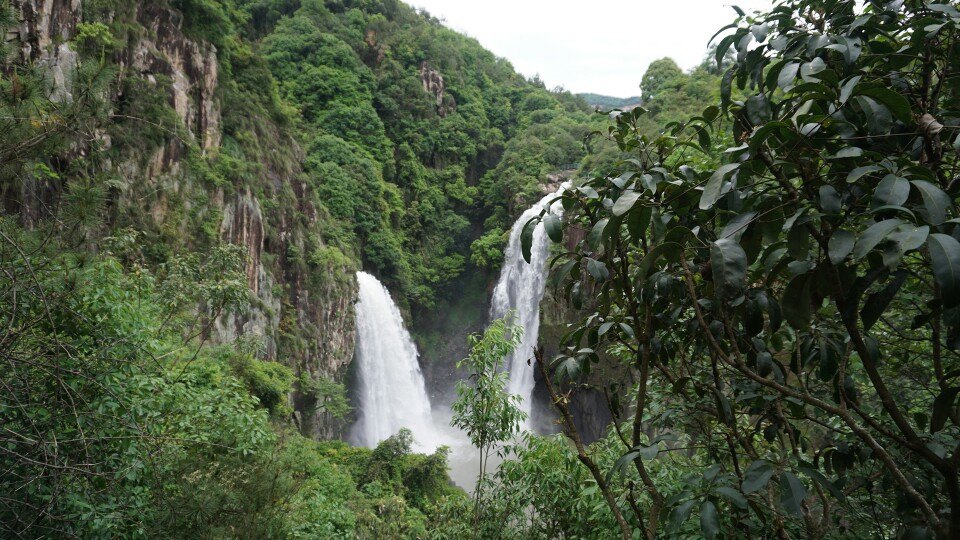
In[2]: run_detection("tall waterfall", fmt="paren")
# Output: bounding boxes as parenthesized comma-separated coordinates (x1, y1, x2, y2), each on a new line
(351, 271, 439, 450)
(490, 191, 562, 421)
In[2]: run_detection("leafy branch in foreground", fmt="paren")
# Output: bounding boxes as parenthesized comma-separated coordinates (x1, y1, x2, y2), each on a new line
(525, 0, 960, 538)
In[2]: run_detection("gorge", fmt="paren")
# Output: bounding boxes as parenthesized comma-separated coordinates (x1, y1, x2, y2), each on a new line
(349, 189, 566, 490)
(4, 0, 959, 538)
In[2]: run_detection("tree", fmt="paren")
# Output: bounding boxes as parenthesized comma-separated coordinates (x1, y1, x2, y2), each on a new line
(451, 317, 526, 528)
(639, 57, 682, 104)
(526, 0, 960, 538)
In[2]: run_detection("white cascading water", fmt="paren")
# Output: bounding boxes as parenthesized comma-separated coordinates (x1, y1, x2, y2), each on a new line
(350, 271, 440, 450)
(490, 190, 563, 422)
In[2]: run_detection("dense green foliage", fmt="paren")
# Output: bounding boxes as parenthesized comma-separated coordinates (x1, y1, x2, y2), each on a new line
(248, 0, 602, 307)
(12, 0, 959, 537)
(520, 0, 960, 538)
(0, 218, 459, 538)
(0, 0, 756, 533)
(73, 0, 602, 313)
(1, 0, 619, 533)
(580, 57, 733, 178)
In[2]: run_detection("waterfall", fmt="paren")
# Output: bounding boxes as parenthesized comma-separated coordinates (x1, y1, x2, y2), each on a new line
(490, 190, 562, 421)
(350, 271, 440, 450)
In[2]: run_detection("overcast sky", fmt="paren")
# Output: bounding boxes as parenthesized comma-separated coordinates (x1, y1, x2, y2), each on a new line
(410, 0, 774, 97)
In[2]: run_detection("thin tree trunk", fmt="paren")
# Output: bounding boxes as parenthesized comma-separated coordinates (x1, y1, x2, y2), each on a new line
(535, 347, 633, 540)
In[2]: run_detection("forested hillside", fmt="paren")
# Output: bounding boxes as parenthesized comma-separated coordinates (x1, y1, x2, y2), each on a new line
(578, 93, 642, 110)
(0, 0, 600, 535)
(4, 0, 960, 538)
(251, 0, 601, 307)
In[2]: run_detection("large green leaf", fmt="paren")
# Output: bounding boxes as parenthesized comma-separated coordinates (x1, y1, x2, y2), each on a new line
(714, 486, 748, 509)
(779, 472, 808, 515)
(828, 36, 863, 64)
(872, 175, 910, 209)
(839, 75, 862, 105)
(860, 270, 908, 331)
(721, 66, 736, 111)
(700, 163, 740, 210)
(928, 234, 960, 308)
(800, 57, 826, 82)
(828, 230, 855, 264)
(700, 500, 720, 540)
(720, 211, 757, 240)
(931, 387, 960, 433)
(520, 218, 537, 263)
(797, 466, 845, 501)
(586, 258, 610, 282)
(830, 147, 863, 160)
(853, 219, 902, 260)
(543, 214, 562, 243)
(854, 95, 893, 135)
(778, 62, 800, 91)
(587, 218, 609, 250)
(846, 164, 883, 184)
(751, 22, 769, 41)
(638, 443, 660, 460)
(819, 186, 842, 214)
(613, 190, 642, 217)
(711, 237, 747, 299)
(818, 337, 841, 381)
(856, 85, 912, 122)
(748, 121, 790, 154)
(911, 180, 952, 225)
(703, 105, 720, 123)
(636, 242, 681, 281)
(746, 94, 772, 125)
(669, 500, 697, 531)
(889, 225, 930, 253)
(607, 449, 642, 482)
(549, 259, 578, 288)
(757, 352, 774, 377)
(628, 206, 652, 241)
(782, 273, 813, 329)
(743, 460, 775, 493)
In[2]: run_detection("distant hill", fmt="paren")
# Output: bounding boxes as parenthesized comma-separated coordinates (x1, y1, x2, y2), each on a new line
(578, 93, 644, 110)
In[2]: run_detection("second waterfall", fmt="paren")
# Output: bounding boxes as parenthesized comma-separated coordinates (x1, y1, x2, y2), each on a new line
(491, 190, 562, 425)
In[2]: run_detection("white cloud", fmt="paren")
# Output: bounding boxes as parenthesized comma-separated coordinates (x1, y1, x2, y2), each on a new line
(410, 0, 774, 97)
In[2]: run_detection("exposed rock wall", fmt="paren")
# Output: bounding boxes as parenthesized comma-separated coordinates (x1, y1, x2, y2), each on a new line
(13, 0, 79, 101)
(538, 284, 618, 443)
(8, 0, 357, 439)
(419, 61, 455, 117)
(222, 189, 265, 295)
(121, 2, 221, 152)
(291, 274, 357, 439)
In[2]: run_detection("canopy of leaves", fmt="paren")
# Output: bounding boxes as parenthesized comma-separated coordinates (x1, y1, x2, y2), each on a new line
(529, 1, 960, 538)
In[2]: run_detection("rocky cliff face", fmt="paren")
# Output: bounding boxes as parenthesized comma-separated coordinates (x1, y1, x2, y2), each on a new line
(9, 0, 357, 439)
(121, 2, 221, 152)
(419, 61, 455, 117)
(538, 285, 617, 443)
(13, 0, 79, 101)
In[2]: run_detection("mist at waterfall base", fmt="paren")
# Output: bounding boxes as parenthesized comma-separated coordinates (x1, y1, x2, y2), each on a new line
(349, 190, 559, 490)
(349, 272, 489, 490)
